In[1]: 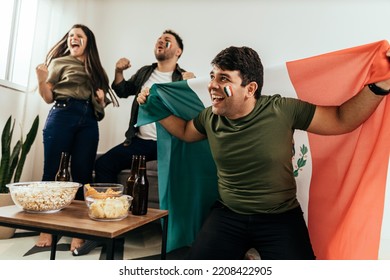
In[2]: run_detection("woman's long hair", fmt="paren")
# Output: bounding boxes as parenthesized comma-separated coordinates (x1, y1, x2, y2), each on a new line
(45, 24, 119, 107)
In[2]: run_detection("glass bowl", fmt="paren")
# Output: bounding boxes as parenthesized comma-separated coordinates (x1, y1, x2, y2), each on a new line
(6, 181, 81, 213)
(83, 183, 124, 201)
(85, 195, 133, 221)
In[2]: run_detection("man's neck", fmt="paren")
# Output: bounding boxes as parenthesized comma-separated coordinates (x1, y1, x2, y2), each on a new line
(156, 59, 177, 72)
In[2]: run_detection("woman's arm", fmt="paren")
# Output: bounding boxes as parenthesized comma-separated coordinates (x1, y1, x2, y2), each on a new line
(36, 64, 54, 104)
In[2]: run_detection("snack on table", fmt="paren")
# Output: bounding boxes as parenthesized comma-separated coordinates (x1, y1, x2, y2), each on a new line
(87, 196, 131, 220)
(7, 181, 81, 213)
(84, 184, 122, 199)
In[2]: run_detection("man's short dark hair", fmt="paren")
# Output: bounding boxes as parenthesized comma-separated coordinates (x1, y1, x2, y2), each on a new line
(163, 29, 184, 56)
(211, 46, 264, 99)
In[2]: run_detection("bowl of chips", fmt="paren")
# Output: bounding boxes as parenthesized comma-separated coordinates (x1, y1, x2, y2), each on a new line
(83, 183, 124, 201)
(6, 181, 81, 213)
(85, 195, 132, 221)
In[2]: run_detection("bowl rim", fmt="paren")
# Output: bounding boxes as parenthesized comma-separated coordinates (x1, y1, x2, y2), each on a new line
(6, 181, 82, 188)
(6, 181, 81, 213)
(83, 183, 124, 188)
(85, 194, 133, 202)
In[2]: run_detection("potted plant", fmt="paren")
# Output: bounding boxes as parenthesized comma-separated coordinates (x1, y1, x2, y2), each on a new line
(0, 115, 39, 238)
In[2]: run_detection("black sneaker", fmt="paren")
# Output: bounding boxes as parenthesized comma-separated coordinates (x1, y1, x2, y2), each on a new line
(72, 240, 103, 256)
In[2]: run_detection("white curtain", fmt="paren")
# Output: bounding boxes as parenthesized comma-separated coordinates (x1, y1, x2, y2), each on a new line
(25, 0, 93, 182)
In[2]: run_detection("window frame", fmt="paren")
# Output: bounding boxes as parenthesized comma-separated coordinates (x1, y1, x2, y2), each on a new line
(0, 0, 38, 92)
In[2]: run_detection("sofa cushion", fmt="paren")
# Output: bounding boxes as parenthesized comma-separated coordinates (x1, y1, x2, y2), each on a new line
(117, 160, 159, 209)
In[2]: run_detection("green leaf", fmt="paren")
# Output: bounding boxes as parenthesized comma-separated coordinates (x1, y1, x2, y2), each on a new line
(293, 144, 309, 178)
(7, 140, 22, 184)
(0, 115, 39, 192)
(300, 144, 308, 155)
(0, 116, 14, 192)
(297, 158, 307, 168)
(14, 115, 39, 183)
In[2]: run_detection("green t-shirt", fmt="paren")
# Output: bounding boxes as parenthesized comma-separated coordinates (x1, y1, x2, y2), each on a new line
(193, 95, 316, 214)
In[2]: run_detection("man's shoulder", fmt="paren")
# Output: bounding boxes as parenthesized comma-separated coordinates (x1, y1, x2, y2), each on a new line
(175, 64, 186, 73)
(138, 64, 156, 72)
(198, 106, 213, 119)
(131, 64, 157, 80)
(257, 94, 315, 116)
(258, 94, 300, 105)
(137, 63, 186, 73)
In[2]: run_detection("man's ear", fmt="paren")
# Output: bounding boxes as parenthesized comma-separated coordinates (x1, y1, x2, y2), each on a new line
(246, 82, 258, 97)
(176, 48, 183, 58)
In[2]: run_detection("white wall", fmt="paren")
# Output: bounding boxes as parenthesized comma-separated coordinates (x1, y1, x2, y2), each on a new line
(1, 0, 389, 181)
(91, 0, 390, 154)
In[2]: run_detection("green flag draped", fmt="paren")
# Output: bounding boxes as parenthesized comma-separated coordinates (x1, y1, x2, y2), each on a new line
(137, 79, 219, 252)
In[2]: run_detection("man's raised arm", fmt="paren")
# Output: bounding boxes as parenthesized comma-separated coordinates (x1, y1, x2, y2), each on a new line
(159, 116, 206, 142)
(307, 49, 390, 135)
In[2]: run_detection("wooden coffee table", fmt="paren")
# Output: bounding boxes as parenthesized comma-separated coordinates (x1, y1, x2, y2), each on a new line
(0, 201, 168, 260)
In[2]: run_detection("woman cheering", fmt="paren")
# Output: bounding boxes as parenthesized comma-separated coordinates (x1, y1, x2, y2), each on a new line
(35, 24, 118, 252)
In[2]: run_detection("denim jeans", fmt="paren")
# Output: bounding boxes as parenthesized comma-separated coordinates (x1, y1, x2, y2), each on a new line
(187, 202, 316, 260)
(42, 98, 99, 199)
(94, 136, 157, 183)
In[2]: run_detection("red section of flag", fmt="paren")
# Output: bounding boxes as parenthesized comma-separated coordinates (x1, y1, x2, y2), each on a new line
(287, 40, 390, 259)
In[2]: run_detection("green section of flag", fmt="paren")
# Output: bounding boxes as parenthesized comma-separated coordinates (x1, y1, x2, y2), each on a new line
(137, 80, 219, 252)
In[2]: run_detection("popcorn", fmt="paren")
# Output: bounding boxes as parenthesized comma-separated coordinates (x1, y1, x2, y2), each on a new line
(10, 182, 78, 212)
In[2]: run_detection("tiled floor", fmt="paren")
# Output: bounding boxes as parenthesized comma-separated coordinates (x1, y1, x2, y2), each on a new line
(0, 224, 260, 260)
(0, 223, 168, 260)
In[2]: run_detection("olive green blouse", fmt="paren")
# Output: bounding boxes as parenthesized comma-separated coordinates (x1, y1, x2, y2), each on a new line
(47, 55, 105, 120)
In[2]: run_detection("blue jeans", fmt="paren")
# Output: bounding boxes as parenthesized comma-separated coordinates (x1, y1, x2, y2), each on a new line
(94, 137, 157, 183)
(187, 202, 316, 260)
(42, 98, 99, 199)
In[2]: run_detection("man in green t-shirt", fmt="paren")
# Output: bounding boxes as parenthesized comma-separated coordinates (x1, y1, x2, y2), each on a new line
(137, 46, 390, 260)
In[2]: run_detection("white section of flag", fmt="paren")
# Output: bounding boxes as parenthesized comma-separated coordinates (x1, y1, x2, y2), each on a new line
(263, 64, 313, 224)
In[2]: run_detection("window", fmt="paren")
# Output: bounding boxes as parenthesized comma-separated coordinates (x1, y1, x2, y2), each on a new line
(0, 0, 38, 91)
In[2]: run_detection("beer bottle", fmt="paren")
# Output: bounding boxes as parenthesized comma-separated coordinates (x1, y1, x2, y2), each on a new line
(55, 152, 70, 181)
(126, 155, 139, 196)
(131, 155, 149, 215)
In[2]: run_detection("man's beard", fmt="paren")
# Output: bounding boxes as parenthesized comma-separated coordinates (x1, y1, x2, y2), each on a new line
(155, 53, 167, 61)
(155, 51, 173, 61)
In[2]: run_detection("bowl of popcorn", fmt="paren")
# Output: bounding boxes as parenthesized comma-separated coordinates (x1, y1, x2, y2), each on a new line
(85, 195, 133, 221)
(83, 183, 124, 201)
(6, 181, 81, 213)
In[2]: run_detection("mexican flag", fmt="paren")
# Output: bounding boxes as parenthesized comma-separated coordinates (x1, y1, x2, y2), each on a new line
(137, 40, 390, 259)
